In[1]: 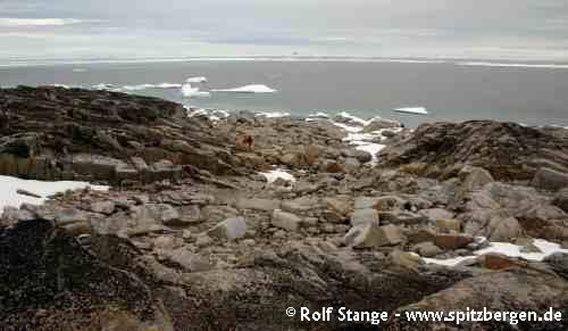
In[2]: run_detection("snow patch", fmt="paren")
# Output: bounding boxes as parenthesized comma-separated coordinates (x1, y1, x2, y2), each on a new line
(259, 169, 296, 184)
(330, 113, 403, 164)
(0, 175, 108, 215)
(352, 141, 386, 159)
(423, 238, 568, 267)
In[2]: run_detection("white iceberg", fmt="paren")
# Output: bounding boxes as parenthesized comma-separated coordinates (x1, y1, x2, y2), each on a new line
(255, 111, 290, 118)
(181, 83, 211, 98)
(186, 76, 208, 83)
(212, 84, 277, 93)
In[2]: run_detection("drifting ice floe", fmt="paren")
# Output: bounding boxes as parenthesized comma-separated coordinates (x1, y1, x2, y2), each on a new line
(255, 111, 290, 118)
(393, 107, 429, 115)
(306, 112, 330, 120)
(92, 83, 117, 91)
(186, 76, 208, 83)
(0, 175, 108, 215)
(212, 84, 277, 93)
(181, 83, 211, 98)
(259, 168, 296, 184)
(423, 238, 568, 267)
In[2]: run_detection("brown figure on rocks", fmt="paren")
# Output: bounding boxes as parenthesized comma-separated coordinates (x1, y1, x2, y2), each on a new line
(242, 134, 254, 151)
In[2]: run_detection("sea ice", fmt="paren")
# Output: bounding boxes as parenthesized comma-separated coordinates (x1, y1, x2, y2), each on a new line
(181, 83, 211, 98)
(255, 111, 290, 118)
(186, 76, 208, 83)
(393, 107, 429, 115)
(212, 84, 277, 93)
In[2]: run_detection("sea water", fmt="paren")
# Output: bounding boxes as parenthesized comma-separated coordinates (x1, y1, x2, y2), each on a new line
(2, 59, 568, 128)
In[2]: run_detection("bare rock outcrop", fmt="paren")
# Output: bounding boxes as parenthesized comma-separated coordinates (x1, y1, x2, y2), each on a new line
(379, 120, 568, 181)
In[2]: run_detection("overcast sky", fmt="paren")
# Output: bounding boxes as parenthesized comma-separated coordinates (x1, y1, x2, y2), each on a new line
(1, 0, 567, 64)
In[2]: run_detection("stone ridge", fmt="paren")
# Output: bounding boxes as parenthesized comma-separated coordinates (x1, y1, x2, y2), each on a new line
(0, 86, 240, 182)
(378, 120, 568, 180)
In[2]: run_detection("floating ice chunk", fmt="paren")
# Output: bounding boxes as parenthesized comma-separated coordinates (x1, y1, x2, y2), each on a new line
(393, 107, 429, 115)
(259, 169, 296, 184)
(255, 111, 290, 118)
(0, 175, 108, 215)
(181, 83, 211, 98)
(186, 76, 208, 83)
(212, 84, 277, 93)
(308, 112, 330, 118)
(92, 83, 116, 90)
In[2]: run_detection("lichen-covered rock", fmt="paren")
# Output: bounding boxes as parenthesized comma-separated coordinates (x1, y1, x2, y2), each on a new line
(0, 219, 172, 330)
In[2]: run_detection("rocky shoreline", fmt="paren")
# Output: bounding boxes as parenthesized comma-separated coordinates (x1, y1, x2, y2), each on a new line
(2, 86, 568, 330)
